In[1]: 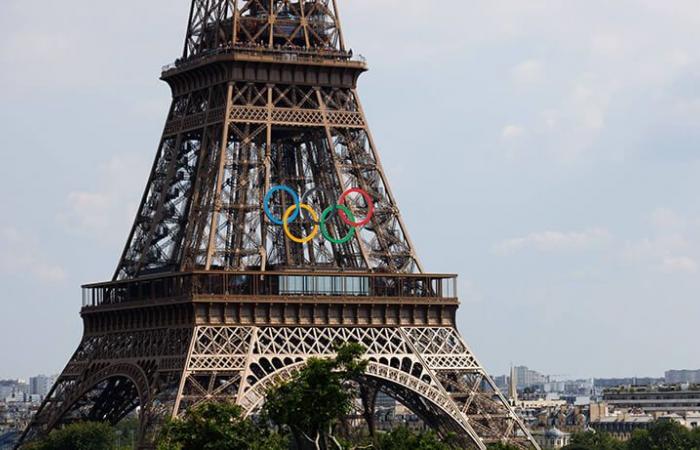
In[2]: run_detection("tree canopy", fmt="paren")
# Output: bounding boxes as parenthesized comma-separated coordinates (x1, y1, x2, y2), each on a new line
(564, 422, 700, 450)
(156, 401, 286, 450)
(263, 343, 368, 449)
(486, 443, 523, 450)
(563, 429, 625, 450)
(22, 422, 117, 450)
(627, 420, 700, 450)
(376, 426, 456, 450)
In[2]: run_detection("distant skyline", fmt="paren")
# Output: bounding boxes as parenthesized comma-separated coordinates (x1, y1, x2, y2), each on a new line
(1, 0, 699, 380)
(5, 366, 699, 385)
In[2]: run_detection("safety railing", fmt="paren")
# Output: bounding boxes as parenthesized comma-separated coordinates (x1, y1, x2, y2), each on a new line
(162, 45, 366, 74)
(81, 271, 457, 309)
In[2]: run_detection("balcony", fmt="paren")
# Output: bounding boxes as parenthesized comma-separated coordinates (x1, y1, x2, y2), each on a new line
(81, 271, 458, 310)
(162, 45, 367, 76)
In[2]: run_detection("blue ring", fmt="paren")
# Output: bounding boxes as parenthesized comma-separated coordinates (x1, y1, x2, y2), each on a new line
(264, 185, 300, 226)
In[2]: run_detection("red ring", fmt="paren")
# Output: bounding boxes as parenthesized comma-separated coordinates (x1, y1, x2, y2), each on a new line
(338, 188, 375, 227)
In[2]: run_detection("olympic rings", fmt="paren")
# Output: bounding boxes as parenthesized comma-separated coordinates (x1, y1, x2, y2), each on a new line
(301, 187, 336, 223)
(338, 188, 375, 228)
(263, 185, 374, 244)
(320, 205, 356, 244)
(283, 204, 319, 244)
(264, 185, 300, 226)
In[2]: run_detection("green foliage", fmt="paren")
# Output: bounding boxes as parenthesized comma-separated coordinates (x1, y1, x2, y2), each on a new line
(263, 343, 368, 446)
(377, 426, 456, 450)
(23, 422, 116, 450)
(156, 401, 287, 450)
(563, 430, 625, 450)
(565, 422, 700, 450)
(693, 428, 700, 443)
(627, 420, 697, 450)
(113, 416, 139, 450)
(487, 443, 522, 450)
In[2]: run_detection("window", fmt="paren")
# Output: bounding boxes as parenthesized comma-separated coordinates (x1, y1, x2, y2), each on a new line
(279, 275, 369, 296)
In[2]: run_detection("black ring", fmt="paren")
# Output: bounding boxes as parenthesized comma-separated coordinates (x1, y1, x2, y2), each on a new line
(301, 187, 338, 224)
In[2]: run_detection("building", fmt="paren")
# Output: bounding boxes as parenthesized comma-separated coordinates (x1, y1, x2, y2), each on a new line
(509, 366, 518, 405)
(531, 427, 571, 449)
(590, 401, 654, 440)
(29, 375, 51, 398)
(0, 401, 38, 449)
(0, 381, 27, 404)
(493, 375, 509, 393)
(29, 375, 54, 400)
(591, 415, 655, 440)
(666, 370, 700, 385)
(514, 366, 548, 390)
(603, 384, 700, 414)
(590, 400, 700, 440)
(594, 377, 663, 389)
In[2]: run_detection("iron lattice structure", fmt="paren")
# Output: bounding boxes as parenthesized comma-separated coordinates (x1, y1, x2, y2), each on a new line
(19, 2, 539, 449)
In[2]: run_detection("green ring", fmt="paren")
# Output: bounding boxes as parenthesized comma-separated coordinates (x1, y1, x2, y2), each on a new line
(320, 205, 356, 244)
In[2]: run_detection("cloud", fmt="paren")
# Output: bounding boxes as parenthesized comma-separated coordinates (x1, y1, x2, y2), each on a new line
(622, 209, 700, 274)
(511, 59, 544, 85)
(0, 0, 185, 95)
(0, 227, 67, 283)
(494, 228, 612, 255)
(64, 192, 112, 233)
(650, 208, 687, 231)
(570, 81, 609, 132)
(660, 256, 698, 274)
(501, 125, 525, 139)
(58, 155, 149, 243)
(622, 235, 690, 263)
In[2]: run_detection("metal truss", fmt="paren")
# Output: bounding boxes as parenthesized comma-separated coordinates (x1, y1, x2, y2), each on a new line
(177, 326, 538, 449)
(115, 79, 421, 279)
(21, 2, 537, 450)
(184, 0, 346, 58)
(21, 326, 537, 449)
(19, 328, 192, 447)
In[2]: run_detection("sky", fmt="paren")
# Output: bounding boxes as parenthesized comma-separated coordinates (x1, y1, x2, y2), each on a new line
(0, 0, 699, 381)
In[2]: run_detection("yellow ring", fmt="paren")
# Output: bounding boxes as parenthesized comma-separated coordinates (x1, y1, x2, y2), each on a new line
(283, 203, 319, 244)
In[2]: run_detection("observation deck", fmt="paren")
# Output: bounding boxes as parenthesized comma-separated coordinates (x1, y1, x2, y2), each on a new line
(163, 45, 367, 75)
(160, 45, 368, 92)
(80, 271, 460, 331)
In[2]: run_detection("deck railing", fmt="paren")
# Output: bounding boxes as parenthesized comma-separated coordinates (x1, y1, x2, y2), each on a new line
(81, 271, 457, 309)
(162, 45, 366, 74)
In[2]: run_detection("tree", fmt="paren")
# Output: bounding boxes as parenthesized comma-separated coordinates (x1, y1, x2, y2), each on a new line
(263, 343, 368, 450)
(113, 416, 139, 450)
(377, 426, 456, 450)
(691, 427, 700, 448)
(487, 443, 522, 450)
(627, 420, 694, 450)
(22, 422, 116, 450)
(156, 401, 287, 450)
(563, 430, 624, 450)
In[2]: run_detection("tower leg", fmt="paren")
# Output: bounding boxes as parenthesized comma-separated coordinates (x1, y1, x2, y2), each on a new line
(18, 328, 192, 449)
(177, 325, 539, 449)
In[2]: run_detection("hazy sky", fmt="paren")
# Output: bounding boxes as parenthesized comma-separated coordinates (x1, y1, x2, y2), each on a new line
(1, 0, 699, 380)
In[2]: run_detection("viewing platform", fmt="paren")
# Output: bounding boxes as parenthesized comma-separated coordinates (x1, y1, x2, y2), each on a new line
(80, 272, 460, 329)
(161, 45, 368, 78)
(82, 271, 458, 309)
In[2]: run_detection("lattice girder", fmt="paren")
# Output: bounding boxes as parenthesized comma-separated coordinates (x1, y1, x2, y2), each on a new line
(19, 327, 192, 447)
(170, 326, 538, 449)
(116, 75, 421, 278)
(21, 317, 535, 448)
(22, 2, 538, 450)
(184, 0, 346, 58)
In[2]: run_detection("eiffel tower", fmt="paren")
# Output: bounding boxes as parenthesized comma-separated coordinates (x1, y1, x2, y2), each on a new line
(19, 2, 538, 449)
